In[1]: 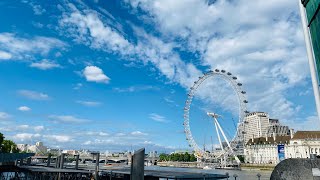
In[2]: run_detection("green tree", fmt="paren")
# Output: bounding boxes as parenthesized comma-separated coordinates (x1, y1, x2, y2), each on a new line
(159, 153, 168, 161)
(2, 140, 19, 153)
(0, 132, 4, 153)
(190, 154, 197, 162)
(183, 152, 191, 162)
(173, 153, 180, 161)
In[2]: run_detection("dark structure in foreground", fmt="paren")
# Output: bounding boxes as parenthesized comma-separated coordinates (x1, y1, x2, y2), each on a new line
(0, 150, 228, 180)
(271, 158, 320, 180)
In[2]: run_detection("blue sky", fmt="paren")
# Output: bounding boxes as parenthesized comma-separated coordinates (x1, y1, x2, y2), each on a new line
(0, 0, 318, 152)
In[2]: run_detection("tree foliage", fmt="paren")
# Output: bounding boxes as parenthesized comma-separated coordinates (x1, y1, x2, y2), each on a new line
(2, 140, 19, 153)
(159, 152, 197, 162)
(0, 132, 19, 153)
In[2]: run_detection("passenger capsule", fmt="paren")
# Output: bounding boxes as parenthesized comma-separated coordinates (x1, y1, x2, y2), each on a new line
(233, 77, 237, 80)
(241, 91, 246, 94)
(243, 100, 248, 103)
(221, 70, 226, 73)
(237, 83, 242, 86)
(215, 69, 220, 72)
(227, 72, 232, 75)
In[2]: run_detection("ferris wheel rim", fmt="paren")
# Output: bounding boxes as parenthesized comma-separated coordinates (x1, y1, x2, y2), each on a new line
(183, 69, 248, 159)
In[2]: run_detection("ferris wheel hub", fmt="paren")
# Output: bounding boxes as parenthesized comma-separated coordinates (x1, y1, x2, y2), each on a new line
(207, 112, 220, 119)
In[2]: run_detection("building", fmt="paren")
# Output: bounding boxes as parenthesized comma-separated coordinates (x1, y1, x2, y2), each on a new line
(266, 124, 291, 137)
(243, 112, 270, 143)
(244, 131, 320, 164)
(244, 135, 291, 164)
(299, 0, 320, 120)
(16, 142, 47, 155)
(286, 131, 320, 159)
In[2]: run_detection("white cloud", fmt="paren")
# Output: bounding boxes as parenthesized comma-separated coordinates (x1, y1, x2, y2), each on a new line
(73, 83, 83, 90)
(149, 113, 167, 123)
(59, 6, 201, 88)
(76, 100, 102, 107)
(0, 112, 10, 120)
(0, 33, 66, 60)
(49, 115, 89, 123)
(0, 50, 12, 60)
(44, 135, 72, 143)
(18, 106, 31, 111)
(17, 125, 29, 130)
(59, 1, 314, 127)
(30, 59, 61, 70)
(113, 85, 159, 93)
(31, 4, 46, 15)
(83, 66, 110, 84)
(34, 126, 45, 132)
(18, 90, 50, 100)
(13, 133, 41, 141)
(123, 0, 312, 123)
(131, 131, 148, 136)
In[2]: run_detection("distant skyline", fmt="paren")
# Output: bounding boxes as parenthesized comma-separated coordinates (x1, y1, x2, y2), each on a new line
(0, 0, 318, 152)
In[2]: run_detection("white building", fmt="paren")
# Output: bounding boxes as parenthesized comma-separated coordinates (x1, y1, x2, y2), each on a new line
(244, 131, 320, 164)
(17, 142, 47, 155)
(244, 112, 270, 143)
(286, 131, 320, 159)
(244, 135, 291, 164)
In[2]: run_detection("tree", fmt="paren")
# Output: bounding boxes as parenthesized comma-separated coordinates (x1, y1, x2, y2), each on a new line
(190, 154, 197, 162)
(2, 140, 19, 153)
(183, 152, 191, 162)
(159, 153, 168, 161)
(0, 132, 4, 153)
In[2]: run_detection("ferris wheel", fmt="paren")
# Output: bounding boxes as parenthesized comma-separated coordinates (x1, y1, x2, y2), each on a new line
(183, 69, 248, 161)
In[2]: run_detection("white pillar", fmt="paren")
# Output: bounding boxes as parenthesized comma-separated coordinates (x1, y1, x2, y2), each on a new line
(298, 0, 320, 122)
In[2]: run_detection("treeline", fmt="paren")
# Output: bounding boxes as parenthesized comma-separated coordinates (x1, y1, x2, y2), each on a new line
(0, 132, 19, 153)
(159, 152, 197, 162)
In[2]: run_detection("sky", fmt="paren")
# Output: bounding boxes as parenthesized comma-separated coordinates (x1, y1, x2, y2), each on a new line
(0, 0, 319, 153)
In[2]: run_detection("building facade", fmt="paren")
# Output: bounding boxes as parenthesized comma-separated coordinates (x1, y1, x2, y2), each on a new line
(244, 131, 320, 164)
(299, 0, 320, 120)
(244, 112, 270, 143)
(16, 141, 47, 155)
(244, 135, 291, 164)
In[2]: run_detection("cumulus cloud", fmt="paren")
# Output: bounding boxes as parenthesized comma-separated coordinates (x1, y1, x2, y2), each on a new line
(149, 113, 167, 123)
(0, 112, 10, 120)
(17, 125, 29, 130)
(49, 115, 90, 123)
(0, 50, 12, 60)
(76, 100, 102, 107)
(57, 0, 314, 129)
(113, 85, 159, 93)
(83, 66, 110, 84)
(0, 33, 66, 61)
(123, 0, 312, 122)
(30, 59, 61, 70)
(44, 135, 72, 143)
(13, 133, 41, 141)
(59, 6, 201, 88)
(34, 126, 45, 132)
(131, 131, 148, 136)
(18, 90, 50, 100)
(18, 106, 31, 111)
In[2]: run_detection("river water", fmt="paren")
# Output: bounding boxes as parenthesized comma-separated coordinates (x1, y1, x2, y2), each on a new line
(146, 166, 272, 180)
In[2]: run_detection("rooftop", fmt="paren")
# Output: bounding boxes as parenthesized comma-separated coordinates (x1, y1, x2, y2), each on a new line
(292, 131, 320, 140)
(246, 136, 291, 145)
